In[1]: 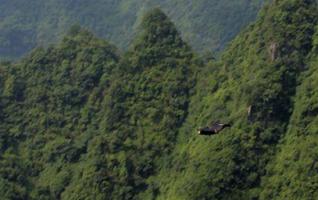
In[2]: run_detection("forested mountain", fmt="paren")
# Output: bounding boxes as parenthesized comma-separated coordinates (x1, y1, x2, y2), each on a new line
(1, 0, 318, 200)
(0, 8, 197, 199)
(155, 0, 318, 199)
(0, 0, 264, 60)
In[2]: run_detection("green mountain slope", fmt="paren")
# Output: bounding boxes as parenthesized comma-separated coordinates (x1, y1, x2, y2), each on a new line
(0, 0, 264, 60)
(260, 26, 318, 200)
(0, 9, 197, 199)
(154, 0, 318, 199)
(0, 27, 121, 199)
(1, 0, 318, 200)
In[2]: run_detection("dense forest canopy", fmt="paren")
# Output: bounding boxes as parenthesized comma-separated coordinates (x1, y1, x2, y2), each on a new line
(0, 0, 264, 60)
(1, 0, 318, 199)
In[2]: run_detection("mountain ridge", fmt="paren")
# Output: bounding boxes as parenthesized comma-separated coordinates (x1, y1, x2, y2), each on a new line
(0, 0, 264, 60)
(1, 0, 318, 199)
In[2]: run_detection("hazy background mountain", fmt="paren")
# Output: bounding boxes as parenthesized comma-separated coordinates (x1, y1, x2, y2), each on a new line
(0, 0, 264, 60)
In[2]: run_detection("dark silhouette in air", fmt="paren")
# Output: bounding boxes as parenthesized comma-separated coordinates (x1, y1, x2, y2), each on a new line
(198, 122, 231, 136)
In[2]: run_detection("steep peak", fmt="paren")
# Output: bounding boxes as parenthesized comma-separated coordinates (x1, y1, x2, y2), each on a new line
(55, 25, 119, 64)
(59, 25, 120, 54)
(66, 25, 97, 39)
(132, 8, 187, 50)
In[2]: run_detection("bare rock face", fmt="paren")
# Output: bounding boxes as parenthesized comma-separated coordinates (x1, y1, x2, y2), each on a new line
(269, 42, 278, 61)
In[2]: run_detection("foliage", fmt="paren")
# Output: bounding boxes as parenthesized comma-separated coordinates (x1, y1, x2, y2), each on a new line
(154, 0, 318, 199)
(1, 8, 196, 199)
(260, 27, 318, 200)
(1, 1, 318, 199)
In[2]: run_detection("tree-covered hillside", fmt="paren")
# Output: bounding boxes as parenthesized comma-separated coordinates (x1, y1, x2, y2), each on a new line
(0, 0, 264, 60)
(1, 0, 318, 200)
(0, 8, 198, 199)
(154, 0, 318, 199)
(260, 22, 318, 200)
